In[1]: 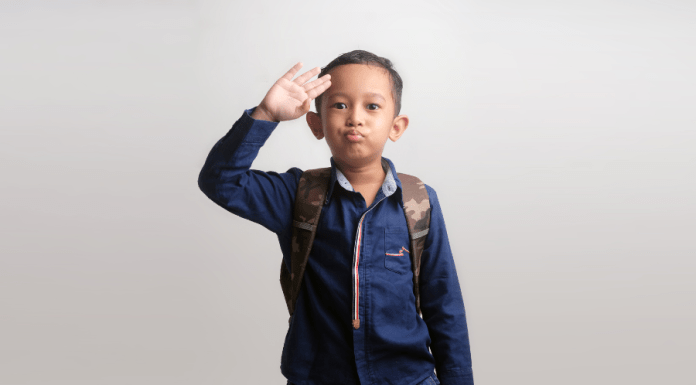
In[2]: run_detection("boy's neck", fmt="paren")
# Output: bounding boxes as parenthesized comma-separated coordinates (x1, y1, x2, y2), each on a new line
(335, 158, 386, 184)
(334, 157, 387, 206)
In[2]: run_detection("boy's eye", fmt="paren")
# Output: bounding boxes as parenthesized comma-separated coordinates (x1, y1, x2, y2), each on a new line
(367, 104, 380, 110)
(333, 103, 347, 109)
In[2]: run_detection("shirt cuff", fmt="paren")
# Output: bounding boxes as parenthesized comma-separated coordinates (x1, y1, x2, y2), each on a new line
(239, 106, 279, 144)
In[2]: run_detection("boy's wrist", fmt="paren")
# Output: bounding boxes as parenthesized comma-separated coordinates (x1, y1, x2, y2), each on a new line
(250, 105, 278, 122)
(239, 108, 278, 144)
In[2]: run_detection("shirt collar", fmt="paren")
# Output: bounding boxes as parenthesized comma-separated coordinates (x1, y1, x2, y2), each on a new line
(325, 157, 402, 205)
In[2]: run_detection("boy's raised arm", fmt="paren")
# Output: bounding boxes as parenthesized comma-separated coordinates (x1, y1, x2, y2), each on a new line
(198, 62, 331, 234)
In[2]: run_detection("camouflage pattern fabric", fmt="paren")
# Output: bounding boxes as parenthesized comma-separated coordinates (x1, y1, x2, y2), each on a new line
(397, 173, 432, 316)
(280, 168, 331, 322)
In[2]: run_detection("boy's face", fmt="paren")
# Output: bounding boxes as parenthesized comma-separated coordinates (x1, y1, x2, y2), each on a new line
(307, 64, 409, 170)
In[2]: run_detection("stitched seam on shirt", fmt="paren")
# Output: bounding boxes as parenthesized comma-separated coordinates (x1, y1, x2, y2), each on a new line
(352, 215, 365, 324)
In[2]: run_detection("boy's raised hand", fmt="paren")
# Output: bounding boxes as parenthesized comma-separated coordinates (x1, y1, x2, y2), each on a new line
(251, 62, 332, 123)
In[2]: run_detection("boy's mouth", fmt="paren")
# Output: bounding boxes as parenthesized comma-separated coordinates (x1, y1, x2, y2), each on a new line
(346, 130, 363, 142)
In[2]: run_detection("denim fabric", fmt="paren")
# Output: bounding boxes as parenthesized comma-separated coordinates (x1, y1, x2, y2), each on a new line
(198, 107, 474, 385)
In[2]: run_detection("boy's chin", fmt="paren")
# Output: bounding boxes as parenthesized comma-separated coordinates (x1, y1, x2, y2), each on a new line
(331, 153, 384, 170)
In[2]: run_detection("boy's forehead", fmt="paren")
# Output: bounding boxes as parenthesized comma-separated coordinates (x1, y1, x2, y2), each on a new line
(325, 64, 393, 99)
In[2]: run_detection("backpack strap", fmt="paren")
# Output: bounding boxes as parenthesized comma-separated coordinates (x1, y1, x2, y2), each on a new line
(397, 173, 431, 316)
(280, 167, 331, 322)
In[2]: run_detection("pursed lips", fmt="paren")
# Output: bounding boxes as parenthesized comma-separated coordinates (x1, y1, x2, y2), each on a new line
(345, 130, 364, 142)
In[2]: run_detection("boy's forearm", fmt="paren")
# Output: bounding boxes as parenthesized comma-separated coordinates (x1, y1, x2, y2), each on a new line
(198, 107, 277, 195)
(197, 107, 302, 235)
(422, 276, 474, 385)
(197, 107, 276, 210)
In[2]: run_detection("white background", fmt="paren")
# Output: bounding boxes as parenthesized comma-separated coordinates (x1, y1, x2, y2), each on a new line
(1, 0, 694, 384)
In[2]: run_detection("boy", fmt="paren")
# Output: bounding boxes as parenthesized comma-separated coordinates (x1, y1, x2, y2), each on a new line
(198, 50, 473, 385)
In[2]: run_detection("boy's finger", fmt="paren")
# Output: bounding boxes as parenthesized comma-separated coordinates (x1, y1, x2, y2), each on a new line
(303, 74, 331, 92)
(306, 79, 332, 100)
(280, 62, 303, 81)
(293, 66, 321, 85)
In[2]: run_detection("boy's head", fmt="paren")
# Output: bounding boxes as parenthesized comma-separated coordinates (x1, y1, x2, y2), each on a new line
(307, 50, 409, 169)
(314, 50, 403, 118)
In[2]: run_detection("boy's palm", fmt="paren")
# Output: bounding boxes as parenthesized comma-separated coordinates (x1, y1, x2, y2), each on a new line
(257, 62, 331, 122)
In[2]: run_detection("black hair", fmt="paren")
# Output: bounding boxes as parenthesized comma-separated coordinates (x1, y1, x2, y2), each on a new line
(315, 49, 403, 117)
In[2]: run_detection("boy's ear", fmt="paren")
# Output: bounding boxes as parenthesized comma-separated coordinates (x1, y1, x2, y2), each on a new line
(388, 114, 409, 142)
(306, 111, 324, 140)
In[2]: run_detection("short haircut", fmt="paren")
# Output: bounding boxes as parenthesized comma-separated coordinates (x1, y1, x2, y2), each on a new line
(315, 50, 403, 117)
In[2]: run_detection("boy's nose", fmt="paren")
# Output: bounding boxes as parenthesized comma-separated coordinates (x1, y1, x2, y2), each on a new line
(346, 109, 364, 126)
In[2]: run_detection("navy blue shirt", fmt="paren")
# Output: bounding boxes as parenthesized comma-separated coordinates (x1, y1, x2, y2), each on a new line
(198, 107, 474, 385)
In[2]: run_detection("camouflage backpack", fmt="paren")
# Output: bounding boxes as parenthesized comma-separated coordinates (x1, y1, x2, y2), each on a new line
(279, 167, 431, 324)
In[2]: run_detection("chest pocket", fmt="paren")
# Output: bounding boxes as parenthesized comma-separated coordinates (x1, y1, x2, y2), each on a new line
(384, 228, 411, 274)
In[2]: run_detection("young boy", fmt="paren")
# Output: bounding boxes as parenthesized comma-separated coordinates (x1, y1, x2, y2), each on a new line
(198, 50, 473, 385)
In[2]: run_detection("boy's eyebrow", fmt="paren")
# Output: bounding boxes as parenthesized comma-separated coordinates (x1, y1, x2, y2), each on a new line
(328, 92, 386, 102)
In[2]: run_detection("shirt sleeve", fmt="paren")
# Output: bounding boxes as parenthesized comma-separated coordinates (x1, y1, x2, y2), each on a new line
(197, 106, 302, 235)
(418, 185, 474, 385)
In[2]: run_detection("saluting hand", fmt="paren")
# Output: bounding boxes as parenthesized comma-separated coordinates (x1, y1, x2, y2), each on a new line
(251, 62, 332, 123)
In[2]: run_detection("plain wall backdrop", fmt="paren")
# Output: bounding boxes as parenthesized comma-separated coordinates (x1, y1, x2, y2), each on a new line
(1, 0, 695, 384)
